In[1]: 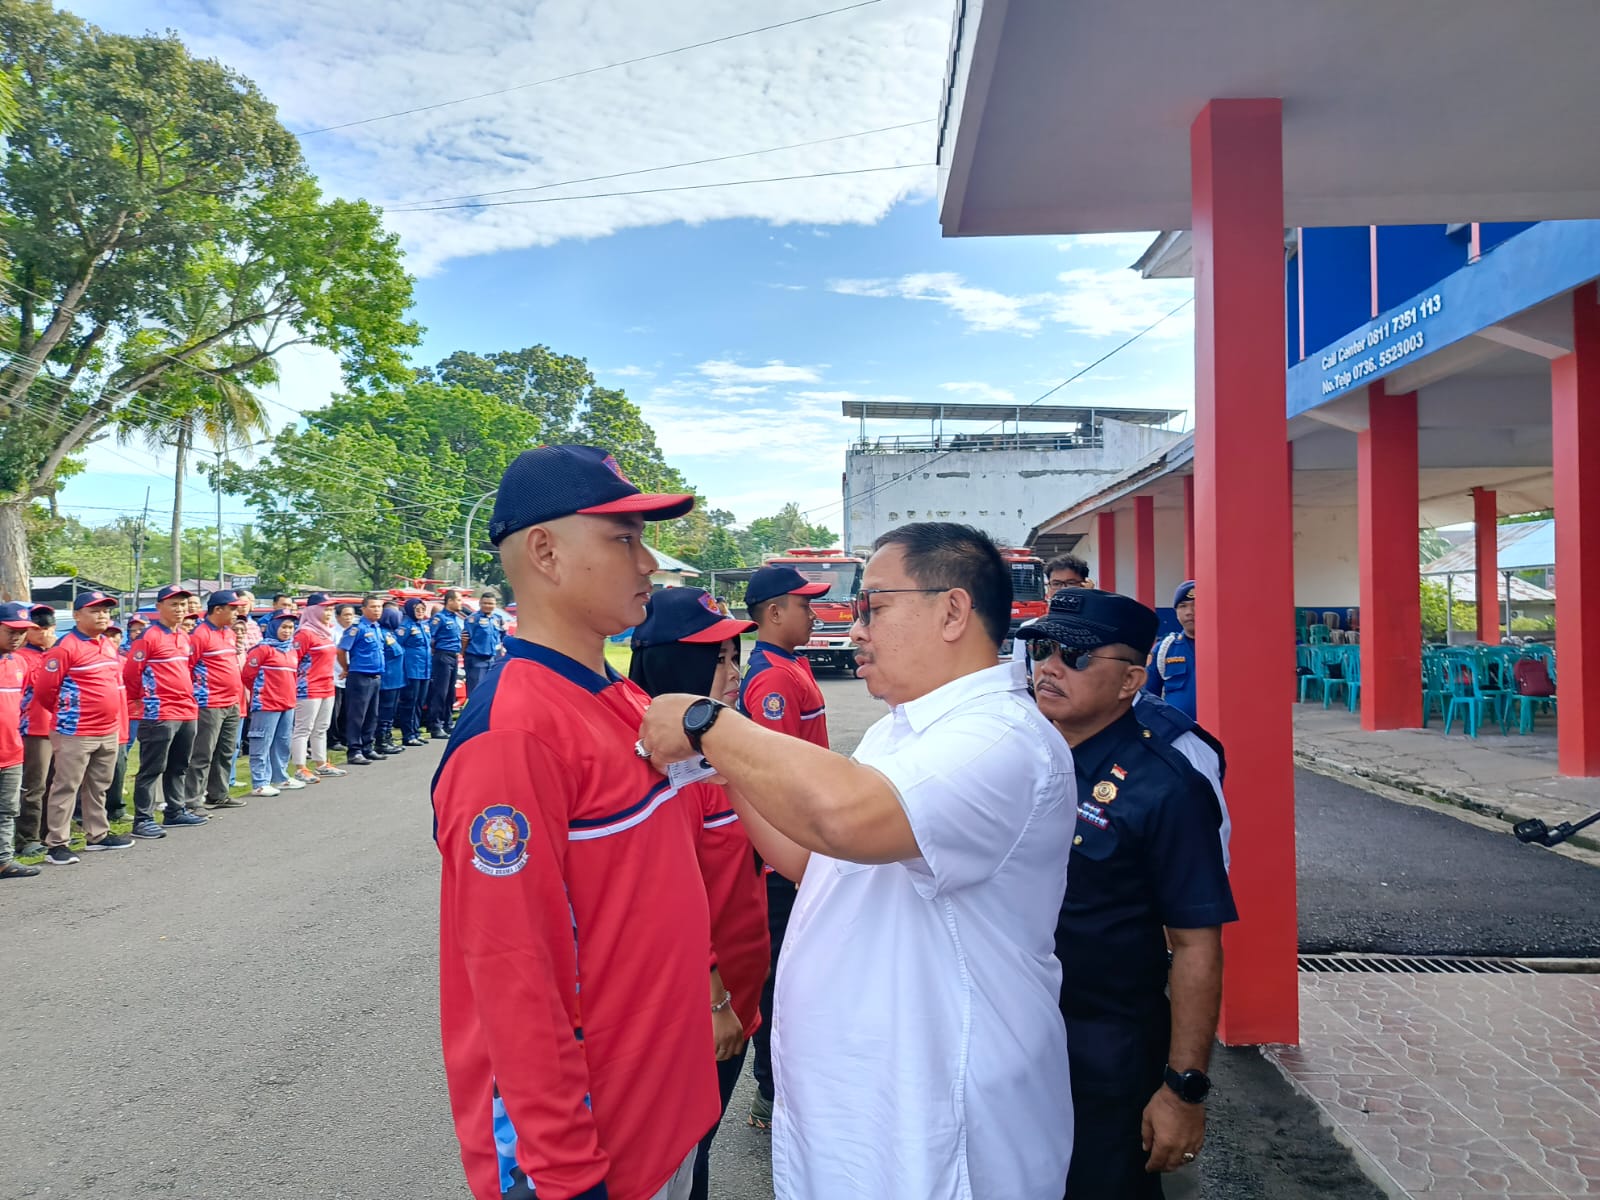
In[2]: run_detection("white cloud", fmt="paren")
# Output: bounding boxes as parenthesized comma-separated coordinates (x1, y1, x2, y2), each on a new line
(767, 283, 807, 291)
(697, 358, 823, 385)
(939, 380, 1016, 404)
(77, 0, 949, 273)
(829, 268, 1192, 338)
(602, 364, 652, 378)
(710, 385, 770, 398)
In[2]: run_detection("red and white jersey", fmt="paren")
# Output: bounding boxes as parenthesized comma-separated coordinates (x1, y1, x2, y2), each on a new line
(737, 641, 829, 749)
(691, 781, 770, 1040)
(18, 643, 52, 737)
(431, 640, 718, 1200)
(293, 627, 338, 700)
(0, 651, 27, 768)
(124, 622, 198, 722)
(188, 618, 241, 709)
(35, 629, 124, 737)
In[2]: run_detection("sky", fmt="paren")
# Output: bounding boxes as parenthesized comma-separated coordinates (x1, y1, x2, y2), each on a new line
(59, 0, 1194, 540)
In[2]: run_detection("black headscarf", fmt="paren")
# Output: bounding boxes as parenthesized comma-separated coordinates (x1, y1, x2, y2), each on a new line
(629, 639, 741, 699)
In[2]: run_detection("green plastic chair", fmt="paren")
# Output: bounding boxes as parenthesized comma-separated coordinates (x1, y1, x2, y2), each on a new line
(1298, 646, 1330, 704)
(1501, 651, 1558, 735)
(1321, 646, 1351, 710)
(1421, 651, 1449, 727)
(1307, 624, 1330, 645)
(1441, 651, 1488, 737)
(1343, 645, 1362, 713)
(1476, 647, 1518, 726)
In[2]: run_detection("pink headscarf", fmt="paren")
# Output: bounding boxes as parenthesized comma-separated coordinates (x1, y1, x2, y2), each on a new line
(299, 598, 334, 644)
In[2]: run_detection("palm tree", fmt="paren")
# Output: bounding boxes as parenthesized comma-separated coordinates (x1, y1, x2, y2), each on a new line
(117, 287, 276, 585)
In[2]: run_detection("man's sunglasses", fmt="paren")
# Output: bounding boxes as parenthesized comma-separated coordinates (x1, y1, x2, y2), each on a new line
(849, 588, 952, 625)
(1026, 641, 1142, 670)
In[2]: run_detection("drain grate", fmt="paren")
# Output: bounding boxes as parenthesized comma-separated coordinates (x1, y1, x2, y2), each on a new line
(1299, 954, 1536, 975)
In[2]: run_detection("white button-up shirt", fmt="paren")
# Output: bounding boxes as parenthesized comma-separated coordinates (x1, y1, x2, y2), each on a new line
(771, 663, 1076, 1200)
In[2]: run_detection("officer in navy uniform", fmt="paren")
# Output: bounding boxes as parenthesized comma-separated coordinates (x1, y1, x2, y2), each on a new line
(1019, 588, 1236, 1200)
(1144, 580, 1197, 719)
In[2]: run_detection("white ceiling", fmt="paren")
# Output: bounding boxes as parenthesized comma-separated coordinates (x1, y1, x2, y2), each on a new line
(941, 0, 1600, 236)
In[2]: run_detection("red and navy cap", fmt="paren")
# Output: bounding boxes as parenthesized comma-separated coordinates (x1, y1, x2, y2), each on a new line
(745, 565, 831, 609)
(0, 601, 37, 630)
(632, 588, 755, 649)
(73, 590, 118, 611)
(488, 445, 694, 546)
(155, 584, 193, 602)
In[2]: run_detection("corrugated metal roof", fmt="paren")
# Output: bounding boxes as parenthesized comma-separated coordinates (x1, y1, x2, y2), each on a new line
(1435, 572, 1555, 603)
(1422, 519, 1555, 574)
(648, 548, 700, 576)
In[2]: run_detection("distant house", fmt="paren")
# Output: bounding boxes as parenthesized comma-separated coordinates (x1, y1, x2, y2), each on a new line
(648, 548, 701, 589)
(29, 575, 124, 614)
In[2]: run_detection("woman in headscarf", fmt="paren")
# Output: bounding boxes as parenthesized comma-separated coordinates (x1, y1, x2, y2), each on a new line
(397, 597, 433, 746)
(375, 602, 407, 756)
(628, 587, 766, 1200)
(241, 611, 300, 796)
(290, 593, 345, 785)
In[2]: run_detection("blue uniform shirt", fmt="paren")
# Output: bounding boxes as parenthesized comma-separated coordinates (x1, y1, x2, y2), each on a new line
(430, 609, 465, 655)
(339, 618, 387, 675)
(1144, 630, 1196, 720)
(463, 609, 507, 658)
(1057, 707, 1236, 1092)
(380, 629, 406, 689)
(399, 617, 433, 680)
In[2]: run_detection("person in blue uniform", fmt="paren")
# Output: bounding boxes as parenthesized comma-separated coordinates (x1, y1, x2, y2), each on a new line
(1144, 580, 1197, 719)
(396, 597, 432, 745)
(460, 589, 507, 700)
(426, 590, 465, 738)
(374, 603, 408, 756)
(1020, 588, 1236, 1200)
(337, 595, 388, 764)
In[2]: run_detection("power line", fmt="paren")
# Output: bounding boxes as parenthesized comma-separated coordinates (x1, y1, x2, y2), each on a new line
(297, 0, 886, 136)
(400, 161, 933, 213)
(384, 119, 933, 211)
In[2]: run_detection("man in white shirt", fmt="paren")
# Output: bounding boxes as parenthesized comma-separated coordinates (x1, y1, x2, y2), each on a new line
(639, 522, 1076, 1200)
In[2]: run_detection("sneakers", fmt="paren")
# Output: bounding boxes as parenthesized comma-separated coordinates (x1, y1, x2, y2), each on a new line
(83, 832, 134, 851)
(130, 819, 165, 840)
(164, 809, 209, 827)
(0, 861, 42, 879)
(17, 840, 45, 858)
(277, 777, 306, 791)
(207, 796, 248, 809)
(315, 762, 347, 778)
(44, 845, 79, 866)
(249, 785, 281, 797)
(347, 753, 371, 766)
(293, 767, 321, 785)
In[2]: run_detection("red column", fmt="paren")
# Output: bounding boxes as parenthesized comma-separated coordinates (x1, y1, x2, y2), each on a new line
(1134, 495, 1156, 608)
(1182, 474, 1196, 580)
(1191, 99, 1298, 1044)
(1096, 510, 1117, 592)
(1357, 387, 1421, 730)
(1552, 284, 1600, 776)
(1473, 488, 1498, 643)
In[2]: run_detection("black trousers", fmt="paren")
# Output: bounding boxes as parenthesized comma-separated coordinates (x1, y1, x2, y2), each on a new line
(397, 677, 425, 740)
(427, 652, 458, 731)
(463, 653, 493, 699)
(343, 673, 382, 756)
(133, 719, 197, 824)
(377, 687, 402, 748)
(689, 1044, 748, 1200)
(752, 870, 799, 1102)
(1066, 1090, 1166, 1200)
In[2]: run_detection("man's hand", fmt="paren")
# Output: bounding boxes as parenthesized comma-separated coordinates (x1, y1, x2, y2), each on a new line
(712, 1003, 745, 1062)
(1141, 1085, 1204, 1173)
(638, 693, 699, 768)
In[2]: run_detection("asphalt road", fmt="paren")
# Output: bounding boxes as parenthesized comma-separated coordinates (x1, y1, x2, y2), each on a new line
(1, 675, 1590, 1199)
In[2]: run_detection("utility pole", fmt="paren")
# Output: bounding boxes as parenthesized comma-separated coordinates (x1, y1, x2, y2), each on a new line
(132, 487, 150, 607)
(462, 491, 496, 589)
(215, 444, 224, 589)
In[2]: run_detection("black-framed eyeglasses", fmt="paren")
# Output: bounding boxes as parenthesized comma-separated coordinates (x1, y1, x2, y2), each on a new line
(1044, 578, 1089, 594)
(850, 588, 952, 625)
(1026, 641, 1142, 670)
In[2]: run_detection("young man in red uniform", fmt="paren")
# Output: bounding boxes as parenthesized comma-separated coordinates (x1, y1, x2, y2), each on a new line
(125, 585, 207, 839)
(32, 591, 134, 865)
(14, 604, 57, 859)
(183, 590, 245, 812)
(733, 564, 832, 1129)
(0, 602, 43, 879)
(432, 445, 718, 1200)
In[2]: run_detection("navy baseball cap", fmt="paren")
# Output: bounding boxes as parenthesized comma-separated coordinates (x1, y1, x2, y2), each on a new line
(1017, 589, 1159, 657)
(632, 588, 755, 649)
(73, 590, 118, 611)
(0, 601, 36, 630)
(488, 445, 695, 546)
(304, 592, 331, 607)
(205, 589, 240, 610)
(1173, 580, 1196, 607)
(745, 565, 831, 609)
(155, 585, 193, 602)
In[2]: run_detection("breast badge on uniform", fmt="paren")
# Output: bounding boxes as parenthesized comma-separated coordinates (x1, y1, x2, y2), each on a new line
(1093, 780, 1118, 804)
(1110, 764, 1127, 781)
(761, 691, 787, 721)
(470, 804, 532, 877)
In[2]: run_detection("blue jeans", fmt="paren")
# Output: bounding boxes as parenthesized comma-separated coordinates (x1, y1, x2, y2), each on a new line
(248, 708, 293, 788)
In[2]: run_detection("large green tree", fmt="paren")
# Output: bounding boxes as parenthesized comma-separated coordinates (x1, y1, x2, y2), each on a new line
(0, 1, 418, 599)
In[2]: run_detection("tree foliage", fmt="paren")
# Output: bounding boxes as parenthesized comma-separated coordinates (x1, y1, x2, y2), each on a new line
(0, 0, 419, 597)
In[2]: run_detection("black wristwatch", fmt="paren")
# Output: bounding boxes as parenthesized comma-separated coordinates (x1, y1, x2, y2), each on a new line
(1163, 1065, 1212, 1104)
(682, 698, 728, 754)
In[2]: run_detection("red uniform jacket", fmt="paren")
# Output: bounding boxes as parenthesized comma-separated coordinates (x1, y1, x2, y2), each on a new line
(691, 782, 770, 1039)
(242, 641, 299, 713)
(432, 640, 718, 1200)
(124, 622, 198, 722)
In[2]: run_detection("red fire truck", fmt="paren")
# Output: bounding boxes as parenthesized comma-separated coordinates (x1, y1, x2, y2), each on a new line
(1000, 547, 1047, 652)
(763, 547, 865, 674)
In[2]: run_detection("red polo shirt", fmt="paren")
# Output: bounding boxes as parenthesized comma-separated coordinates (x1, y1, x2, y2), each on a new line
(691, 782, 770, 1039)
(18, 643, 52, 737)
(34, 629, 124, 737)
(124, 622, 198, 722)
(737, 641, 830, 748)
(0, 651, 27, 768)
(432, 639, 718, 1200)
(188, 617, 242, 709)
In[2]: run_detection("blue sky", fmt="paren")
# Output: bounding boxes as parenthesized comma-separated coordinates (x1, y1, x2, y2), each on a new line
(61, 0, 1194, 538)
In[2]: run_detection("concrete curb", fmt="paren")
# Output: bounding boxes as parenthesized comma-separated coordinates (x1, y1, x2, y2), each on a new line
(1294, 747, 1600, 864)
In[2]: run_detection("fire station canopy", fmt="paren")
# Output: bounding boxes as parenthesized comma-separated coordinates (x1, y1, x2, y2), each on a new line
(841, 400, 1183, 425)
(938, 0, 1600, 237)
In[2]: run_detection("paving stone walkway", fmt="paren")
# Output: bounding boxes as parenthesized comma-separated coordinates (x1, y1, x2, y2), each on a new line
(1268, 973, 1600, 1198)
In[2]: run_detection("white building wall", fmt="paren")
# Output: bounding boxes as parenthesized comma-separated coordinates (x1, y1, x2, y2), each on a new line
(1154, 507, 1187, 601)
(1293, 503, 1360, 607)
(844, 419, 1180, 554)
